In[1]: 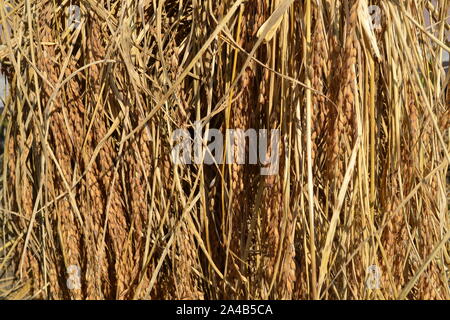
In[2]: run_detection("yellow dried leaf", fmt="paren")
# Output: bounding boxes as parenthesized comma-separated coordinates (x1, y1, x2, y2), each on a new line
(257, 0, 294, 43)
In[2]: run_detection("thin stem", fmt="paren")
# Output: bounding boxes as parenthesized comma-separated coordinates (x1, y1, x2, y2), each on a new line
(305, 0, 317, 300)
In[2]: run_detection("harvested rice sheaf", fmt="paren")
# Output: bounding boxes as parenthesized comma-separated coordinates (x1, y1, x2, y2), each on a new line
(0, 0, 449, 300)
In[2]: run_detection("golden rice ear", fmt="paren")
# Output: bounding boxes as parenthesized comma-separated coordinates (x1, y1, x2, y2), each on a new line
(257, 0, 294, 43)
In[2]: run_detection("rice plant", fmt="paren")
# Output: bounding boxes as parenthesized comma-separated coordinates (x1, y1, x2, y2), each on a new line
(0, 0, 449, 300)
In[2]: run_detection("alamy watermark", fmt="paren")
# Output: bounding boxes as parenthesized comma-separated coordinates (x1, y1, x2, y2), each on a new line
(368, 5, 382, 31)
(366, 265, 381, 290)
(66, 265, 81, 290)
(168, 6, 384, 176)
(170, 122, 280, 176)
(67, 5, 82, 30)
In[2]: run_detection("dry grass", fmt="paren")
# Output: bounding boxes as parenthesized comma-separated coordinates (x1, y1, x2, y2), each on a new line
(0, 0, 449, 300)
